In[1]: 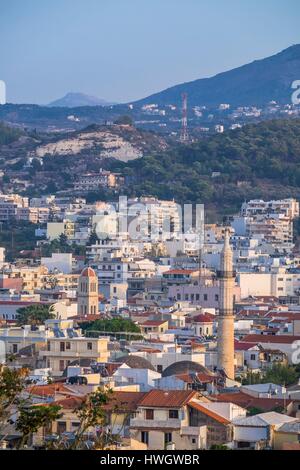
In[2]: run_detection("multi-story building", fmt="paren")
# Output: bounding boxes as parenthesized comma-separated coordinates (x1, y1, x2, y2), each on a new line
(130, 390, 207, 450)
(46, 220, 75, 241)
(41, 336, 109, 376)
(238, 267, 300, 299)
(241, 199, 299, 219)
(4, 265, 48, 293)
(74, 170, 124, 193)
(0, 194, 29, 222)
(16, 206, 50, 224)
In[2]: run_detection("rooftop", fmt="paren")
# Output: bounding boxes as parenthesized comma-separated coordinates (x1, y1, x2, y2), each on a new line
(232, 411, 296, 427)
(137, 389, 197, 408)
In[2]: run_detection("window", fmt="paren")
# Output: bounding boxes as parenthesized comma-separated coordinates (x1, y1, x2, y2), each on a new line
(215, 294, 219, 301)
(145, 409, 154, 420)
(12, 344, 18, 354)
(141, 431, 149, 444)
(87, 342, 93, 350)
(250, 354, 256, 361)
(164, 432, 172, 445)
(60, 342, 65, 352)
(66, 342, 71, 350)
(157, 365, 163, 373)
(59, 360, 64, 372)
(57, 421, 66, 434)
(203, 294, 208, 301)
(169, 409, 179, 419)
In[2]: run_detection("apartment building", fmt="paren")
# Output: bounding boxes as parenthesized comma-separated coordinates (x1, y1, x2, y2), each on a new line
(241, 199, 299, 219)
(46, 220, 75, 241)
(5, 265, 48, 293)
(238, 268, 300, 298)
(130, 390, 207, 450)
(41, 336, 109, 376)
(74, 170, 124, 193)
(16, 207, 50, 224)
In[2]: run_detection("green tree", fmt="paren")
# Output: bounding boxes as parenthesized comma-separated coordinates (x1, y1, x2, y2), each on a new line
(16, 404, 62, 449)
(83, 318, 142, 339)
(0, 365, 29, 438)
(70, 387, 113, 450)
(263, 364, 298, 386)
(114, 115, 133, 126)
(17, 304, 56, 326)
(88, 229, 99, 245)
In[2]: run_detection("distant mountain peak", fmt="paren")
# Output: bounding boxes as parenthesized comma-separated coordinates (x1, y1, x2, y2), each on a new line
(48, 92, 116, 108)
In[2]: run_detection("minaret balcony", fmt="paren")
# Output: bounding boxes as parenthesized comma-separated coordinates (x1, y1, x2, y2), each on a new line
(216, 270, 236, 279)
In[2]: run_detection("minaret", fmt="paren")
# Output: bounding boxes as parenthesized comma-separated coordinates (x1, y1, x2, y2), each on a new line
(217, 228, 235, 379)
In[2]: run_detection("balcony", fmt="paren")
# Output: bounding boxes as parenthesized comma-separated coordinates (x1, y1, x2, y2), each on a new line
(216, 270, 236, 279)
(41, 349, 101, 358)
(130, 418, 182, 429)
(181, 426, 204, 436)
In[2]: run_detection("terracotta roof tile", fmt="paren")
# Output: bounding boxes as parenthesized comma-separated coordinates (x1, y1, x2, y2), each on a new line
(242, 334, 300, 344)
(137, 389, 197, 408)
(104, 392, 146, 412)
(141, 320, 167, 326)
(28, 383, 72, 397)
(211, 392, 292, 412)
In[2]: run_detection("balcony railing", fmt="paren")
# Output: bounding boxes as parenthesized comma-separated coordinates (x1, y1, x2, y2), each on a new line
(130, 418, 182, 429)
(216, 270, 236, 279)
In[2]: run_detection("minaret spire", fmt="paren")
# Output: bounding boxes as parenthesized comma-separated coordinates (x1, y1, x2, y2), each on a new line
(217, 227, 235, 379)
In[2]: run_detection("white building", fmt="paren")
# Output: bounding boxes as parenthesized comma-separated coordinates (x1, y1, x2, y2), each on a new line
(41, 253, 73, 274)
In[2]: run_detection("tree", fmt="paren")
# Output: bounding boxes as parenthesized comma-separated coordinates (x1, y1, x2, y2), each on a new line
(0, 365, 61, 449)
(82, 318, 142, 339)
(88, 229, 99, 245)
(241, 371, 262, 385)
(0, 365, 29, 438)
(114, 115, 133, 126)
(59, 233, 68, 246)
(69, 387, 113, 450)
(17, 304, 56, 326)
(263, 364, 298, 386)
(15, 404, 62, 449)
(242, 364, 299, 387)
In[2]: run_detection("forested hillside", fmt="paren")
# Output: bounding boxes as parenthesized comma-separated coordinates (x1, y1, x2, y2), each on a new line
(109, 119, 300, 218)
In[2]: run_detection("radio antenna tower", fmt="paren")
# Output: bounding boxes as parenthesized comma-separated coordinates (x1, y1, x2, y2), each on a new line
(180, 92, 189, 142)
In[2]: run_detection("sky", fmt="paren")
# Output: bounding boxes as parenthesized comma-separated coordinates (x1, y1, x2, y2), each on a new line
(0, 0, 300, 104)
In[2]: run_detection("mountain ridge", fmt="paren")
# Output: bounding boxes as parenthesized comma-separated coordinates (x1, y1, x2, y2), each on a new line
(134, 44, 300, 107)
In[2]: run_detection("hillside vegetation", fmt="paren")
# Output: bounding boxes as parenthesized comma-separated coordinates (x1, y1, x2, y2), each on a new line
(0, 122, 22, 145)
(109, 119, 300, 217)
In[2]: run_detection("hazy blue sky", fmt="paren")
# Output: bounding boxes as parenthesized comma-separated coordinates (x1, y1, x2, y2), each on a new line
(1, 0, 300, 104)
